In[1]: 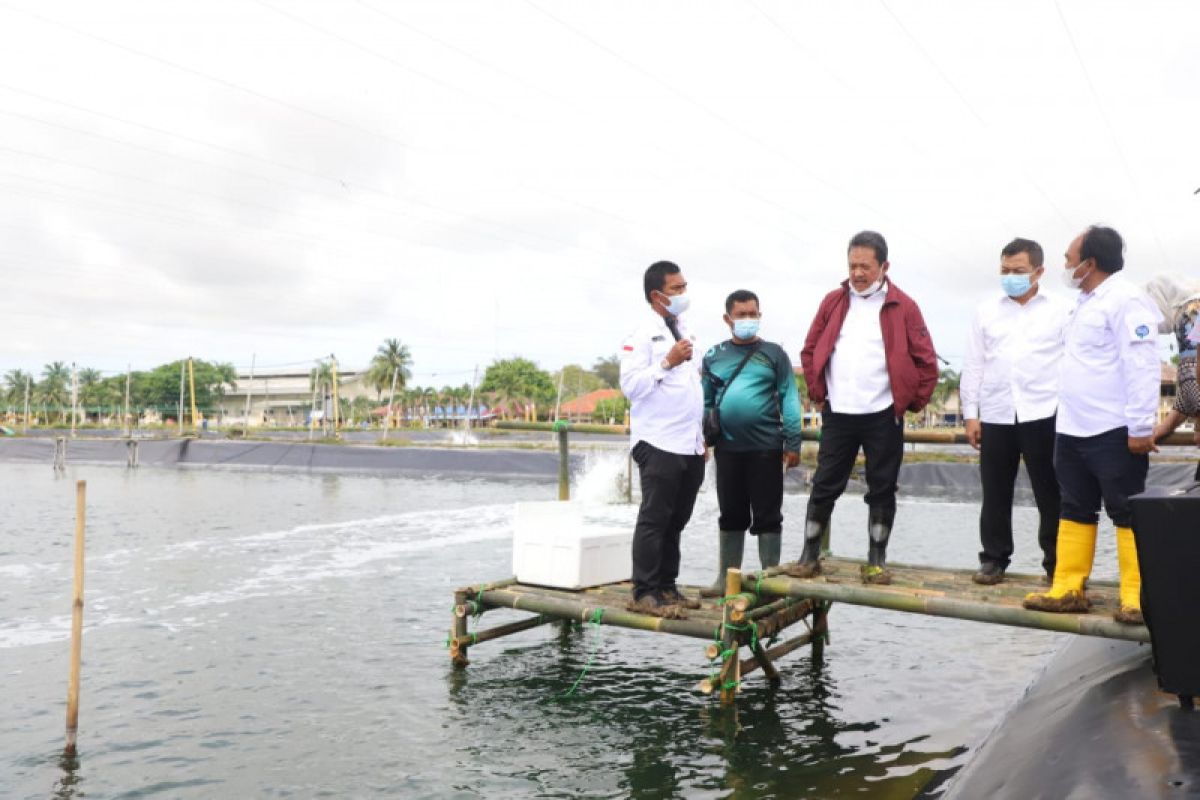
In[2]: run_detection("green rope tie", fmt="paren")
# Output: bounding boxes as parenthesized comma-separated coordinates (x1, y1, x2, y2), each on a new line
(555, 608, 605, 699)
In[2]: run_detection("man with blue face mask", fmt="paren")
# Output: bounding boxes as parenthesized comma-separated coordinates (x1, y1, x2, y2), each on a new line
(620, 260, 706, 618)
(960, 238, 1071, 585)
(697, 290, 803, 596)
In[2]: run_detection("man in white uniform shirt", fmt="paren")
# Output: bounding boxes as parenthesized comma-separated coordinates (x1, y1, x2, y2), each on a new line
(619, 261, 706, 618)
(961, 238, 1070, 585)
(1024, 226, 1161, 625)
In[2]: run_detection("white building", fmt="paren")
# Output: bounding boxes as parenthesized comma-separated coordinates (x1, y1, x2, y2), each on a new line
(218, 367, 377, 426)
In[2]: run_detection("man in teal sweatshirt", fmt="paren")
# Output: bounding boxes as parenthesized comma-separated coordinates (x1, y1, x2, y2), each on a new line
(699, 289, 803, 596)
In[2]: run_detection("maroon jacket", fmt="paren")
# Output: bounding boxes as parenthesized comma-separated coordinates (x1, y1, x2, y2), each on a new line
(801, 279, 939, 419)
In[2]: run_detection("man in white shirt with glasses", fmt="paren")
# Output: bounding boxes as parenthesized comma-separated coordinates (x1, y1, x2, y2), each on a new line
(961, 238, 1071, 585)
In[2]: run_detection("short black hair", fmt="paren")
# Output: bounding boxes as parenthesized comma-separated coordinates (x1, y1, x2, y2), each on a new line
(643, 260, 680, 302)
(1001, 237, 1044, 268)
(725, 289, 760, 314)
(1080, 226, 1125, 273)
(848, 230, 888, 264)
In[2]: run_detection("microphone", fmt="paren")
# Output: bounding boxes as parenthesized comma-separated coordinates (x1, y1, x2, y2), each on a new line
(664, 314, 682, 342)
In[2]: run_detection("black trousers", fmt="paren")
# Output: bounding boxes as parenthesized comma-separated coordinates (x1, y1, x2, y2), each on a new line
(715, 448, 783, 535)
(807, 405, 903, 523)
(1055, 427, 1148, 529)
(978, 415, 1060, 574)
(631, 440, 705, 599)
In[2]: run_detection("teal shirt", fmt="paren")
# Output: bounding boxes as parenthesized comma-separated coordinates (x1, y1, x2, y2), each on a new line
(701, 339, 802, 452)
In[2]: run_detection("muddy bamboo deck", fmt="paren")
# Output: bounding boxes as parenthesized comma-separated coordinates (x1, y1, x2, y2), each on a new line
(450, 556, 1148, 702)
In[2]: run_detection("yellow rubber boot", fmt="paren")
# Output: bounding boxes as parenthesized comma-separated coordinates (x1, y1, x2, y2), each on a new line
(1023, 519, 1096, 613)
(1114, 526, 1144, 625)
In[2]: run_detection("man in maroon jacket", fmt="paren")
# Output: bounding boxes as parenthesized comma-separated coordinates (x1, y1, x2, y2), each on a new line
(785, 231, 939, 583)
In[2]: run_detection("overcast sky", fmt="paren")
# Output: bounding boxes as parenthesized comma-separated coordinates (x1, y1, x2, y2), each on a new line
(1, 0, 1197, 386)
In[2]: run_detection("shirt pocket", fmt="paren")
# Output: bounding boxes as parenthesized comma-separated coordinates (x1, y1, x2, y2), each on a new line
(1073, 312, 1111, 355)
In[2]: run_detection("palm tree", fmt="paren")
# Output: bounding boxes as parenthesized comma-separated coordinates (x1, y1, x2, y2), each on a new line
(77, 368, 103, 420)
(928, 368, 962, 426)
(367, 338, 413, 400)
(40, 362, 70, 423)
(310, 360, 335, 431)
(3, 369, 32, 410)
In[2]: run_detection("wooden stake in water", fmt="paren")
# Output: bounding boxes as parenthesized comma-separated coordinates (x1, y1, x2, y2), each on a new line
(64, 480, 87, 756)
(554, 421, 570, 501)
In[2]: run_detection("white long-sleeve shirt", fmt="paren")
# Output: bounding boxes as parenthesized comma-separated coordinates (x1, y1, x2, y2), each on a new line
(619, 312, 705, 455)
(960, 290, 1071, 424)
(1058, 274, 1163, 438)
(826, 285, 892, 414)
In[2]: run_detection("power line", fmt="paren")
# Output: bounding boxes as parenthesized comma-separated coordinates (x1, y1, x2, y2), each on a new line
(1052, 0, 1173, 268)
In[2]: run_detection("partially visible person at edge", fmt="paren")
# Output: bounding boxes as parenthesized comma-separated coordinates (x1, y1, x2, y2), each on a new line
(960, 238, 1070, 586)
(1024, 226, 1162, 625)
(619, 260, 705, 618)
(784, 231, 939, 584)
(697, 289, 803, 598)
(1152, 292, 1200, 473)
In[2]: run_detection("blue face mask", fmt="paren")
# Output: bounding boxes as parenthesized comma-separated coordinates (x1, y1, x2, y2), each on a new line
(732, 319, 760, 339)
(1001, 274, 1033, 298)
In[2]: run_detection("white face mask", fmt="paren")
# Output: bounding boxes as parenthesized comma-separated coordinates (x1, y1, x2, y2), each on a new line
(851, 278, 885, 298)
(656, 291, 690, 316)
(1062, 261, 1091, 290)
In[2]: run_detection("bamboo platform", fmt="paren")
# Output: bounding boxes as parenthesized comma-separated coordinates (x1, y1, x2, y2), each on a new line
(450, 557, 1148, 703)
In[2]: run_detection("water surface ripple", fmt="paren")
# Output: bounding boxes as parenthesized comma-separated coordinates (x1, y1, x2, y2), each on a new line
(0, 458, 1079, 798)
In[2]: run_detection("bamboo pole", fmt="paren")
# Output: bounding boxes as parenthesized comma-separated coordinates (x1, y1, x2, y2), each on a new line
(754, 575, 1149, 643)
(747, 639, 781, 683)
(451, 588, 470, 667)
(478, 589, 719, 640)
(450, 614, 554, 649)
(64, 480, 86, 755)
(812, 601, 830, 657)
(740, 632, 817, 679)
(719, 569, 743, 705)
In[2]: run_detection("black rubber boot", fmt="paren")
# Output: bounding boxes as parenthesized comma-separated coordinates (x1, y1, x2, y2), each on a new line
(783, 518, 827, 579)
(699, 530, 745, 598)
(862, 507, 894, 585)
(757, 532, 781, 570)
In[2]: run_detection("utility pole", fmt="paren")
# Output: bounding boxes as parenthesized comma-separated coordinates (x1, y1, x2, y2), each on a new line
(70, 362, 78, 438)
(123, 365, 131, 437)
(554, 369, 565, 422)
(383, 366, 399, 440)
(243, 353, 255, 429)
(23, 375, 30, 434)
(467, 365, 479, 432)
(187, 358, 199, 435)
(330, 354, 341, 436)
(177, 361, 185, 437)
(309, 378, 318, 442)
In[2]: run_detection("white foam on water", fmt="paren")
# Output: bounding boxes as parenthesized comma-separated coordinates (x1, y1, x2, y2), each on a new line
(573, 450, 635, 505)
(446, 429, 479, 446)
(1, 501, 523, 649)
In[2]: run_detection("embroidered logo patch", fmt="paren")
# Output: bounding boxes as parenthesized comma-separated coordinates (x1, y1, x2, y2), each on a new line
(1135, 324, 1150, 339)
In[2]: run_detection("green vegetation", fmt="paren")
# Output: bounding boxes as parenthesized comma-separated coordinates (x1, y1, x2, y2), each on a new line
(2, 359, 236, 424)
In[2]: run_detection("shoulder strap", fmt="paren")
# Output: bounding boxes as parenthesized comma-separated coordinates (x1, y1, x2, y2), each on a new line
(714, 344, 760, 408)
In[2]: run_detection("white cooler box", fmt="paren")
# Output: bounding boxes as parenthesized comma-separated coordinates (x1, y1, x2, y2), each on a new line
(512, 501, 632, 589)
